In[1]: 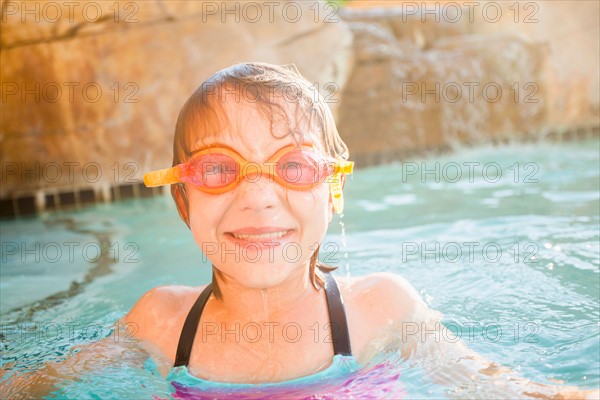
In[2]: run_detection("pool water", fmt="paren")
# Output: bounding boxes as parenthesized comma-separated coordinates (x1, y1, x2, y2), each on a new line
(1, 138, 598, 399)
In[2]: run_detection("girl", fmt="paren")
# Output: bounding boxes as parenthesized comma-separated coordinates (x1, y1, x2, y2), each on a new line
(123, 62, 595, 399)
(2, 62, 595, 399)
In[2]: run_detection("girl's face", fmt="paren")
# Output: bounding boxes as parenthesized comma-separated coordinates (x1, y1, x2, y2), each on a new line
(183, 99, 334, 289)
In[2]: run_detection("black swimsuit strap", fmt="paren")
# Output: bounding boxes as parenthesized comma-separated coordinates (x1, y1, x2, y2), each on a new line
(173, 271, 352, 367)
(322, 271, 353, 356)
(173, 283, 213, 367)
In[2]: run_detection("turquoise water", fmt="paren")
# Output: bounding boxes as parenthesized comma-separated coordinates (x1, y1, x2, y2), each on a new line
(1, 138, 598, 398)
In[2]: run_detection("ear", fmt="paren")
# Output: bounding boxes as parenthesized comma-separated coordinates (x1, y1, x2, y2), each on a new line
(172, 184, 191, 228)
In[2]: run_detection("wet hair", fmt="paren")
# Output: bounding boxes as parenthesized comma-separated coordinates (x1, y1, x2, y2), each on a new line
(170, 62, 349, 300)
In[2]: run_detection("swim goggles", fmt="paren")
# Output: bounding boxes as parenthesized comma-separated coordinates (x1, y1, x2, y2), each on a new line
(143, 143, 354, 214)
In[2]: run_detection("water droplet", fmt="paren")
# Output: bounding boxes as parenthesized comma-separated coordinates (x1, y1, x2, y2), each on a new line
(547, 262, 554, 270)
(338, 215, 351, 282)
(544, 242, 552, 249)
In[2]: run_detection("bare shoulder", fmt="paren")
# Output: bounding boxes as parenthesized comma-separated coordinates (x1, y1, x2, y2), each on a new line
(337, 272, 435, 362)
(339, 272, 427, 322)
(120, 284, 208, 348)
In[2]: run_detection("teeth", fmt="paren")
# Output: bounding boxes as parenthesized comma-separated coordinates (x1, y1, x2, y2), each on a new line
(231, 230, 289, 240)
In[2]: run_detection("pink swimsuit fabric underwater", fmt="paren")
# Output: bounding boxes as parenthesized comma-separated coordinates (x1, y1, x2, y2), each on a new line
(144, 352, 405, 399)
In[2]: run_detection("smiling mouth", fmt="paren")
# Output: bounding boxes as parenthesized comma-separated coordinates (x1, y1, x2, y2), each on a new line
(230, 230, 290, 240)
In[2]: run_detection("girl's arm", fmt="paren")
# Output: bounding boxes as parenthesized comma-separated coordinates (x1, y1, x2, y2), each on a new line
(0, 287, 172, 400)
(370, 272, 598, 399)
(400, 316, 597, 399)
(0, 333, 150, 400)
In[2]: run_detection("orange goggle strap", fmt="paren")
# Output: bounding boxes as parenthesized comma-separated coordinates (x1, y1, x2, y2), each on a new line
(144, 166, 180, 187)
(143, 155, 354, 215)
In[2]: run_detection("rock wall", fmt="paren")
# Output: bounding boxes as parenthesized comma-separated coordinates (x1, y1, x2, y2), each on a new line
(340, 1, 599, 154)
(0, 1, 354, 202)
(468, 0, 600, 129)
(337, 6, 548, 165)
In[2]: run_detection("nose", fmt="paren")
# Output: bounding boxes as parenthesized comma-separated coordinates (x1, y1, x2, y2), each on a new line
(235, 173, 279, 211)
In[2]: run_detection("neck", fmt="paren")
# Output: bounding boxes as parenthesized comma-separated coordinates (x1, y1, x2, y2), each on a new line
(211, 263, 322, 321)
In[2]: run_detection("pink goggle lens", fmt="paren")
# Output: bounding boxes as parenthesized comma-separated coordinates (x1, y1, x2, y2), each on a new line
(182, 153, 239, 188)
(276, 151, 322, 185)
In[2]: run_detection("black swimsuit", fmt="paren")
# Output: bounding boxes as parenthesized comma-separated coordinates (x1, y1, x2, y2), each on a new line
(174, 270, 353, 368)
